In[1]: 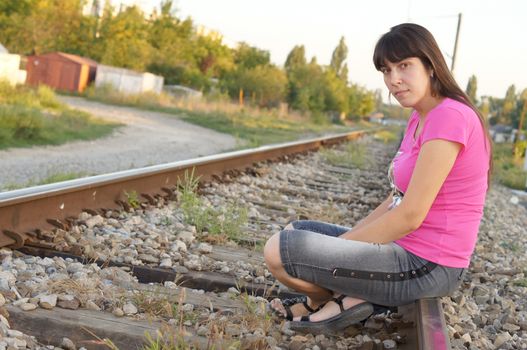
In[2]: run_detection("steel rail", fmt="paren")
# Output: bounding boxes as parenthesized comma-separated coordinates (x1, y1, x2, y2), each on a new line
(417, 298, 452, 350)
(0, 130, 366, 248)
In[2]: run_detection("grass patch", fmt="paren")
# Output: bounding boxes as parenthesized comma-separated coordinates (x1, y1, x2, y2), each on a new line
(2, 171, 88, 191)
(320, 141, 370, 170)
(373, 127, 401, 144)
(513, 279, 527, 288)
(0, 81, 121, 150)
(177, 169, 248, 241)
(493, 143, 527, 190)
(84, 84, 361, 147)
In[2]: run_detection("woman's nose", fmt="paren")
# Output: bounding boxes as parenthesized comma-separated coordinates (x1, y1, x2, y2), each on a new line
(389, 70, 402, 86)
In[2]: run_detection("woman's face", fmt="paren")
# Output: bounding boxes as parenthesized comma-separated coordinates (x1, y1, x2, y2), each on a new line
(380, 57, 434, 111)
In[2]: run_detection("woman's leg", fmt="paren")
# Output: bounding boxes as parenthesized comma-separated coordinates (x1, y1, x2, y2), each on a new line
(264, 232, 333, 305)
(264, 220, 357, 317)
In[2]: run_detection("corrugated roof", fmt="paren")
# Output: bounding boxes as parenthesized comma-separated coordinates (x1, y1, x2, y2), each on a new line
(56, 52, 98, 66)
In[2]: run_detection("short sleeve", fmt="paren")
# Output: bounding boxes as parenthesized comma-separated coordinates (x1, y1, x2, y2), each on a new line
(420, 107, 468, 148)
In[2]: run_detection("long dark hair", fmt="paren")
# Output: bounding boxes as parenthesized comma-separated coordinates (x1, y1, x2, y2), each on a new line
(373, 23, 492, 184)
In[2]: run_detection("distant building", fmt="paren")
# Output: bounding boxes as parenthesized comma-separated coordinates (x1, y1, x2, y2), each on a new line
(490, 124, 516, 143)
(164, 85, 202, 100)
(26, 52, 97, 93)
(369, 112, 384, 123)
(0, 43, 27, 85)
(95, 64, 164, 95)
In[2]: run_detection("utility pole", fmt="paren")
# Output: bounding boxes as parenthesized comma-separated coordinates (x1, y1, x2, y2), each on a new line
(451, 13, 463, 73)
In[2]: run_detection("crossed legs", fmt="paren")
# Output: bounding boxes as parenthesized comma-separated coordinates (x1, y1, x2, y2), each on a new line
(264, 224, 365, 321)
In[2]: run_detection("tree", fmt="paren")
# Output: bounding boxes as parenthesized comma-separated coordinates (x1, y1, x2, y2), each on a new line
(241, 65, 287, 107)
(286, 61, 326, 112)
(498, 84, 517, 126)
(233, 42, 270, 69)
(100, 6, 153, 71)
(321, 69, 348, 114)
(512, 88, 527, 130)
(0, 0, 91, 55)
(284, 45, 306, 72)
(348, 84, 375, 118)
(330, 36, 349, 83)
(465, 75, 478, 105)
(148, 1, 195, 66)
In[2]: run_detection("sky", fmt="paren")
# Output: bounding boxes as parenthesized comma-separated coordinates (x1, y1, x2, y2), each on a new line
(122, 0, 526, 100)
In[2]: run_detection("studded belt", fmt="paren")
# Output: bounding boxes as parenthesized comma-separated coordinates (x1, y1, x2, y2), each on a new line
(331, 261, 438, 281)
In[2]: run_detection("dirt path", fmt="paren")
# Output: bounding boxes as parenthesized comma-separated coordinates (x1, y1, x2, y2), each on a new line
(0, 96, 237, 190)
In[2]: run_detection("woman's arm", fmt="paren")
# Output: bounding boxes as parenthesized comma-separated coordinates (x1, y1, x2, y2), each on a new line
(348, 193, 393, 232)
(341, 139, 462, 243)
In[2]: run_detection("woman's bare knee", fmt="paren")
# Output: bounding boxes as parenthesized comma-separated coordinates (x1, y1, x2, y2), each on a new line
(264, 233, 282, 271)
(284, 223, 294, 230)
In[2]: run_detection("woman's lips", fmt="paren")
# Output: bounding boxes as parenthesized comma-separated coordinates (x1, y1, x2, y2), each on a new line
(394, 90, 409, 97)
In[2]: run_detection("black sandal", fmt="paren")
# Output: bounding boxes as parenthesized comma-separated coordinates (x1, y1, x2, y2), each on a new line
(270, 296, 326, 321)
(290, 295, 374, 333)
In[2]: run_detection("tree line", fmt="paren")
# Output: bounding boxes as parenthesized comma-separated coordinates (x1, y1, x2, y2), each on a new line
(466, 75, 526, 130)
(0, 0, 376, 120)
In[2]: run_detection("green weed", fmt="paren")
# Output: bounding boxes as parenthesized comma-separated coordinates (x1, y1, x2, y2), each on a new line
(321, 141, 369, 169)
(493, 143, 527, 190)
(125, 190, 140, 209)
(177, 169, 248, 241)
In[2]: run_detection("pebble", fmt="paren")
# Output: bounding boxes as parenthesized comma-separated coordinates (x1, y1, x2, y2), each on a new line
(197, 325, 208, 336)
(123, 303, 138, 315)
(197, 242, 213, 254)
(19, 303, 37, 311)
(85, 300, 101, 311)
(60, 337, 76, 350)
(39, 294, 57, 309)
(113, 308, 124, 317)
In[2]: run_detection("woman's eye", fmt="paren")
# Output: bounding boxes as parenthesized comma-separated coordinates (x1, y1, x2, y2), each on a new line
(381, 68, 389, 74)
(400, 63, 408, 69)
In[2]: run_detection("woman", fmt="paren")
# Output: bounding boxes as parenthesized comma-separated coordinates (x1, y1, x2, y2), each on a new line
(264, 23, 492, 333)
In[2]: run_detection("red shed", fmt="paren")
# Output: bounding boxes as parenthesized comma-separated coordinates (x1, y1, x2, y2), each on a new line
(26, 52, 97, 93)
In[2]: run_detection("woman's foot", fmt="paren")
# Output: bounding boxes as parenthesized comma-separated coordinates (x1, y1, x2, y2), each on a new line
(292, 294, 365, 322)
(289, 294, 373, 333)
(269, 296, 326, 320)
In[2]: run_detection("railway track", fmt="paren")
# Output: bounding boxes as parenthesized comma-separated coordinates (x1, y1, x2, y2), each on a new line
(0, 130, 451, 350)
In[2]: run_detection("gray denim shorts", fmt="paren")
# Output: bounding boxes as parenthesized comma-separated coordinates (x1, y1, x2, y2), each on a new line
(279, 220, 465, 306)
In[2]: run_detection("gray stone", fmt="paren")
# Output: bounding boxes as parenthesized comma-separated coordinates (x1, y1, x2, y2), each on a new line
(197, 242, 213, 254)
(19, 303, 38, 311)
(176, 231, 195, 245)
(494, 332, 512, 348)
(61, 337, 76, 350)
(123, 303, 138, 315)
(382, 339, 397, 349)
(85, 215, 104, 228)
(39, 294, 57, 309)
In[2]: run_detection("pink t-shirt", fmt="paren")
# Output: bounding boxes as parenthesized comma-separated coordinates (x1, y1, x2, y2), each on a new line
(393, 98, 490, 268)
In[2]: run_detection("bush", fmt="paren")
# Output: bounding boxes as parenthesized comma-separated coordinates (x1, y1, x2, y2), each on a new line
(36, 85, 61, 109)
(493, 143, 527, 190)
(0, 105, 43, 142)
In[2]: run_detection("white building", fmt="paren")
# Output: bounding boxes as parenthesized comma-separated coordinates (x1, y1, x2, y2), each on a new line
(95, 64, 164, 95)
(0, 44, 26, 86)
